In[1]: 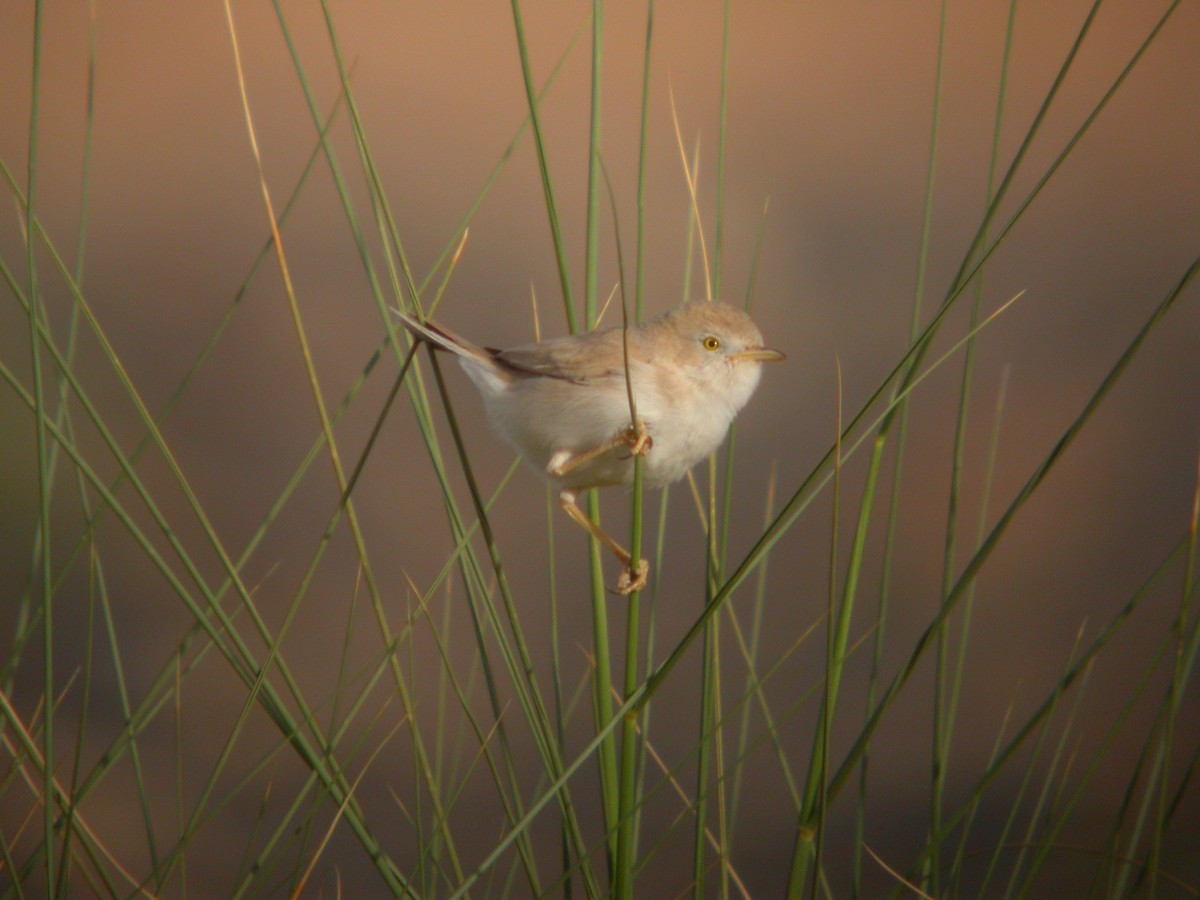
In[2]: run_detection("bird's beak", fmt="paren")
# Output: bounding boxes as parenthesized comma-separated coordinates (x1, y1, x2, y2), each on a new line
(734, 347, 786, 363)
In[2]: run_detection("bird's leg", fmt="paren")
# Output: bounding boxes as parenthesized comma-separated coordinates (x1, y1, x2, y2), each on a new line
(548, 422, 653, 594)
(558, 490, 649, 595)
(546, 421, 653, 479)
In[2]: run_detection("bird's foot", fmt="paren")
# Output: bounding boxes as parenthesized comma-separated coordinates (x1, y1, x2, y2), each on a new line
(621, 421, 653, 458)
(614, 559, 650, 596)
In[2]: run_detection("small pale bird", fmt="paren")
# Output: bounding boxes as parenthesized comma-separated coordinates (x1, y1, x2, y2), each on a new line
(396, 300, 784, 594)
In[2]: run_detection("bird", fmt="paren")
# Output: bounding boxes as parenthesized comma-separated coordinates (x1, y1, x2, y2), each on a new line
(396, 300, 784, 594)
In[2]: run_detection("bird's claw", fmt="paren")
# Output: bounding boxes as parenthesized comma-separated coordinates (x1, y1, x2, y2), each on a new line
(614, 559, 650, 596)
(621, 422, 653, 458)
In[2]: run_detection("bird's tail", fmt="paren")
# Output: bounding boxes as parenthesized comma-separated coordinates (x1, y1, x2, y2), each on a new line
(393, 310, 491, 363)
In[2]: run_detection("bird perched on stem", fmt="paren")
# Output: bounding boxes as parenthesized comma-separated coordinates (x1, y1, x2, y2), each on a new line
(396, 300, 784, 594)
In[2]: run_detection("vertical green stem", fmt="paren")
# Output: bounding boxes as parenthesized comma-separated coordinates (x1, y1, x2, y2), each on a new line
(615, 5, 654, 896)
(614, 492, 642, 900)
(546, 488, 574, 895)
(587, 490, 618, 868)
(936, 7, 1017, 896)
(24, 2, 55, 891)
(713, 0, 731, 299)
(692, 583, 716, 899)
(509, 0, 577, 333)
(583, 1, 603, 331)
(693, 456, 727, 898)
(578, 0, 620, 877)
(695, 10, 735, 893)
(787, 434, 885, 897)
(922, 3, 950, 893)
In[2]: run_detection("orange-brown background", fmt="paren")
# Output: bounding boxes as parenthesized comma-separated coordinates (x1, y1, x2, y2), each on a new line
(2, 3, 1198, 895)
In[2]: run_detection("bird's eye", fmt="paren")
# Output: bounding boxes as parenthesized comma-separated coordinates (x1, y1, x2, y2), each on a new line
(702, 336, 721, 351)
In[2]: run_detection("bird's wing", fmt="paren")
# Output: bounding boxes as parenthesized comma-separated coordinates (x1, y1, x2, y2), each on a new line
(495, 330, 627, 384)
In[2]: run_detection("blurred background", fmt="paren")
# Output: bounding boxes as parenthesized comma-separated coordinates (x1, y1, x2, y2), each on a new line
(2, 2, 1198, 896)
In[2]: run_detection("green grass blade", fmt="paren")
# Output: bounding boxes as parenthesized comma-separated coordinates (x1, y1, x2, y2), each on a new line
(21, 2, 56, 889)
(825, 251, 1200, 812)
(614, 6, 655, 885)
(712, 0, 731, 299)
(509, 0, 580, 333)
